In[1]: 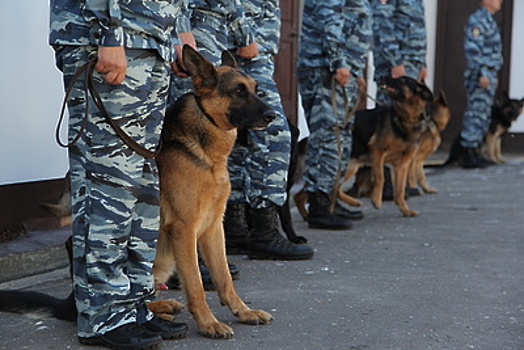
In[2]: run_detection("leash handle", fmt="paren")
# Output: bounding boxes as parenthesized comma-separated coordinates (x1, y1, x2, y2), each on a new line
(55, 55, 161, 158)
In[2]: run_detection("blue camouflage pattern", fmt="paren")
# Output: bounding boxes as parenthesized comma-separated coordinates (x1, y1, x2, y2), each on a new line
(460, 6, 503, 148)
(56, 46, 169, 338)
(298, 0, 372, 195)
(168, 0, 255, 101)
(50, 0, 181, 338)
(370, 0, 427, 103)
(49, 0, 188, 62)
(227, 0, 291, 209)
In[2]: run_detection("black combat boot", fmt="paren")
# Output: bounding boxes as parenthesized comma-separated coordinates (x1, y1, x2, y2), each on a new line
(223, 202, 249, 254)
(307, 192, 353, 230)
(246, 205, 314, 260)
(459, 147, 487, 169)
(333, 202, 364, 220)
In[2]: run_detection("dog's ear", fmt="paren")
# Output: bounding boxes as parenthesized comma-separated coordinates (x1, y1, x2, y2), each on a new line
(417, 82, 434, 102)
(437, 89, 448, 106)
(221, 50, 238, 68)
(182, 45, 218, 91)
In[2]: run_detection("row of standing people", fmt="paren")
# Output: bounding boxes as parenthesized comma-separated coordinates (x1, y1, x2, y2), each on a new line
(49, 0, 503, 348)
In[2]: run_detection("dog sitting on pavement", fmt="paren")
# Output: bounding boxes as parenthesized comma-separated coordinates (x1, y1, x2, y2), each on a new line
(484, 92, 523, 164)
(0, 45, 274, 340)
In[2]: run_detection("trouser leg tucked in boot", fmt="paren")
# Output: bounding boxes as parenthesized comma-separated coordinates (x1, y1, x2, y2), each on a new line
(223, 202, 249, 254)
(307, 192, 353, 230)
(246, 205, 314, 260)
(459, 146, 487, 169)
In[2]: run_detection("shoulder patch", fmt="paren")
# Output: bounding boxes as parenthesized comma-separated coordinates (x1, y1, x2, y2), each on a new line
(379, 0, 389, 4)
(471, 27, 481, 38)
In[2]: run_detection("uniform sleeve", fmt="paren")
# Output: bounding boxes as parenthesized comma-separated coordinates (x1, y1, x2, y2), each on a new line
(464, 18, 487, 76)
(371, 0, 401, 67)
(227, 0, 256, 48)
(346, 0, 373, 75)
(85, 0, 124, 46)
(318, 0, 349, 71)
(176, 0, 192, 33)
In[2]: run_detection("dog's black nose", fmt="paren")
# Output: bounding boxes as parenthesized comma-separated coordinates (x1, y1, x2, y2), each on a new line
(264, 110, 276, 123)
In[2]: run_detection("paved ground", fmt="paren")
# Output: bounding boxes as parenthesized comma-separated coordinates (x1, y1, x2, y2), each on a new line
(0, 157, 523, 350)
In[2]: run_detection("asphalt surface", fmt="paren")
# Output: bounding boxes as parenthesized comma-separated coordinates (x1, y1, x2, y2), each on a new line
(0, 156, 523, 350)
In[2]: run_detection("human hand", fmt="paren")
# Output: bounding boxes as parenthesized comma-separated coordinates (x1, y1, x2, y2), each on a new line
(418, 67, 428, 82)
(334, 67, 351, 86)
(479, 76, 491, 89)
(95, 46, 127, 85)
(391, 64, 406, 78)
(173, 32, 197, 77)
(236, 42, 259, 59)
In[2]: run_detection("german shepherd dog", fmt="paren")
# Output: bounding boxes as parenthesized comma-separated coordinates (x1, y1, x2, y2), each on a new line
(146, 45, 273, 338)
(406, 90, 451, 194)
(293, 76, 433, 218)
(484, 92, 523, 163)
(0, 45, 273, 339)
(343, 90, 450, 199)
(336, 76, 433, 217)
(444, 93, 523, 167)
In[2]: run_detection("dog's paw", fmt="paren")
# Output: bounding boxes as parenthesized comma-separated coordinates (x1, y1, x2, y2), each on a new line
(148, 299, 185, 317)
(424, 187, 438, 194)
(371, 199, 382, 209)
(402, 209, 419, 217)
(237, 309, 273, 325)
(199, 321, 235, 339)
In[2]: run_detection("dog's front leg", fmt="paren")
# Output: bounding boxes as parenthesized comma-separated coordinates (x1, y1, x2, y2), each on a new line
(199, 225, 273, 326)
(337, 160, 363, 207)
(173, 225, 233, 339)
(370, 150, 386, 209)
(393, 162, 419, 217)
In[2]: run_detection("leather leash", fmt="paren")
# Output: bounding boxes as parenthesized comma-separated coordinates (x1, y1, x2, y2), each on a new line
(55, 55, 161, 158)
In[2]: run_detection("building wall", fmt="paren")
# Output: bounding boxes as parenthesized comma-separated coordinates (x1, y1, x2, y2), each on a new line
(0, 1, 522, 185)
(0, 1, 67, 185)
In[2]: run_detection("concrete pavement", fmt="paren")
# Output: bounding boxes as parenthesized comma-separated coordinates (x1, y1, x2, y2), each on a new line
(0, 156, 523, 350)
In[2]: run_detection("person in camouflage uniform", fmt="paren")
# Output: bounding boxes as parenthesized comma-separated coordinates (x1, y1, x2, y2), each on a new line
(458, 0, 504, 168)
(50, 1, 193, 348)
(370, 0, 427, 104)
(223, 0, 314, 260)
(297, 0, 372, 230)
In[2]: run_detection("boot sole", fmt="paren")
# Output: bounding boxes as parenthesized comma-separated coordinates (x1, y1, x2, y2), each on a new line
(79, 336, 162, 350)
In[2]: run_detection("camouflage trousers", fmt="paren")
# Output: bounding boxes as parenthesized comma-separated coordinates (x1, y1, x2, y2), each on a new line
(168, 12, 228, 102)
(460, 69, 497, 148)
(298, 67, 358, 195)
(374, 60, 423, 105)
(55, 46, 169, 338)
(228, 53, 291, 208)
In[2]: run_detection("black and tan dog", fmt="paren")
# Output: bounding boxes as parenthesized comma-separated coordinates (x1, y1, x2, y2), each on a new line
(484, 92, 523, 163)
(0, 46, 273, 339)
(406, 90, 451, 194)
(146, 45, 274, 338)
(336, 76, 433, 217)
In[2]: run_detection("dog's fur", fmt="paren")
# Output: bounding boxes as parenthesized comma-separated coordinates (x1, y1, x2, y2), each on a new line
(484, 92, 524, 163)
(294, 76, 433, 218)
(0, 46, 273, 339)
(444, 93, 523, 167)
(146, 46, 273, 338)
(406, 90, 451, 193)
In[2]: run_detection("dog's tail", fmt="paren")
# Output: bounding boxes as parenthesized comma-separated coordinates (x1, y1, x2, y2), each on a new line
(0, 290, 76, 321)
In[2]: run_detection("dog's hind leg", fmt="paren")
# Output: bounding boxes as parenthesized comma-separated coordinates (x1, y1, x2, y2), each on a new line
(392, 161, 419, 217)
(337, 160, 363, 207)
(199, 225, 273, 330)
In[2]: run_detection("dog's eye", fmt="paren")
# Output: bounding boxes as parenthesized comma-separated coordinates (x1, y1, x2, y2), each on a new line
(233, 84, 248, 97)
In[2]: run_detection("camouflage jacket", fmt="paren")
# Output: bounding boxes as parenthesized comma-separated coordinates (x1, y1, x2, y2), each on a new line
(49, 0, 190, 62)
(237, 0, 281, 55)
(370, 0, 427, 68)
(464, 6, 503, 78)
(189, 0, 255, 48)
(298, 0, 373, 75)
